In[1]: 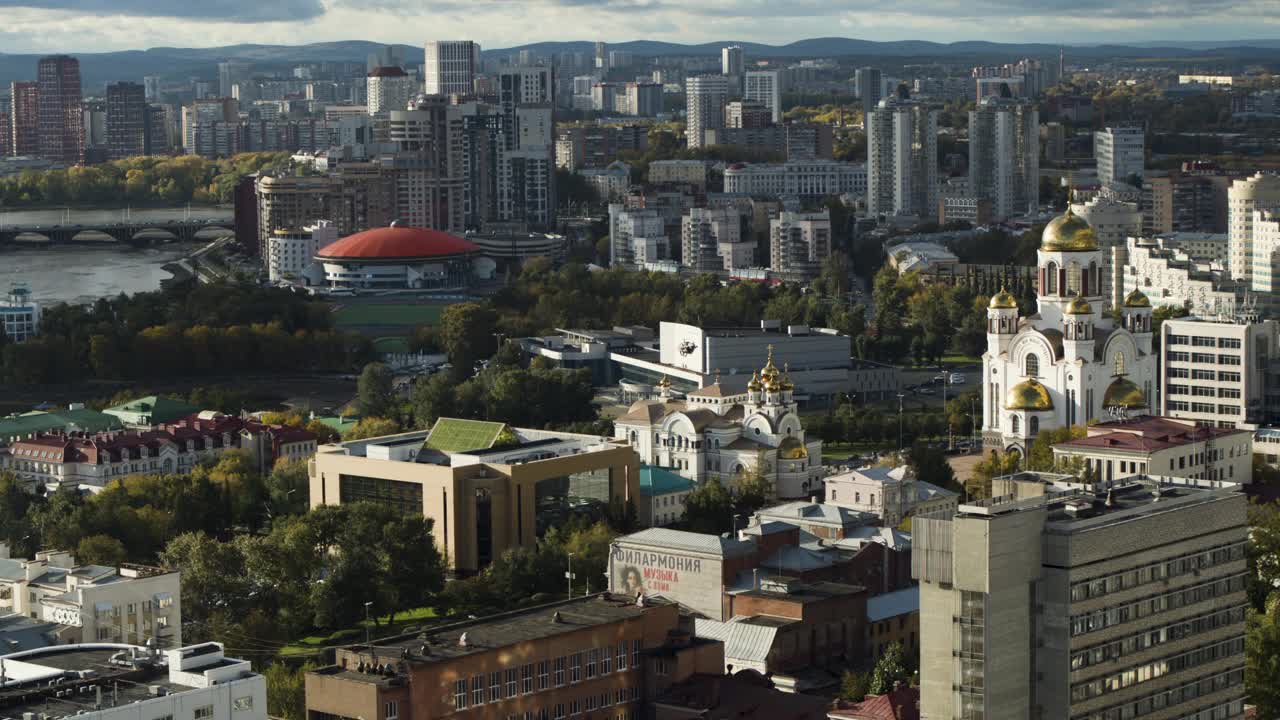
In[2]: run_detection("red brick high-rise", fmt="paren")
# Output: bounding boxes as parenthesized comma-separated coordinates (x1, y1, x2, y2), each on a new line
(10, 81, 39, 156)
(37, 55, 84, 165)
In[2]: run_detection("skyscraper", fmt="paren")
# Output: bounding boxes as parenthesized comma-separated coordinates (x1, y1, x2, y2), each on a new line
(366, 66, 415, 115)
(424, 40, 480, 96)
(1095, 125, 1145, 186)
(594, 41, 607, 70)
(856, 66, 882, 128)
(1227, 172, 1280, 288)
(36, 55, 83, 165)
(105, 81, 146, 160)
(217, 61, 250, 99)
(743, 70, 782, 124)
(685, 74, 728, 150)
(10, 81, 39, 156)
(496, 67, 556, 229)
(143, 75, 161, 101)
(866, 96, 938, 218)
(721, 45, 743, 77)
(968, 96, 1039, 221)
(384, 97, 466, 234)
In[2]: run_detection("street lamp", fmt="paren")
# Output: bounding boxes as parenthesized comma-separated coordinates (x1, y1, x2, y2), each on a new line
(566, 553, 576, 600)
(364, 601, 373, 647)
(942, 370, 952, 451)
(970, 397, 979, 450)
(897, 393, 905, 452)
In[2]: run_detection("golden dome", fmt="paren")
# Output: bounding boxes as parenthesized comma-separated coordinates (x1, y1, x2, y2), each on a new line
(1041, 207, 1099, 252)
(747, 371, 763, 391)
(1005, 379, 1054, 411)
(761, 345, 780, 381)
(778, 436, 808, 459)
(1103, 376, 1147, 410)
(1065, 294, 1093, 315)
(657, 375, 671, 389)
(780, 363, 795, 391)
(1124, 288, 1151, 308)
(989, 288, 1018, 309)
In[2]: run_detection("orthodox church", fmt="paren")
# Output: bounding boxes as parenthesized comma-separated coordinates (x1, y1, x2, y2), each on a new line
(614, 348, 824, 499)
(982, 206, 1156, 454)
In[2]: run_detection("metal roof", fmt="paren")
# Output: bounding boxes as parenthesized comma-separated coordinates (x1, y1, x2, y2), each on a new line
(866, 586, 920, 623)
(617, 528, 755, 557)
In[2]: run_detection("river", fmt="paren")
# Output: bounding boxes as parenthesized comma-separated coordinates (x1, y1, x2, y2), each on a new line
(0, 206, 233, 306)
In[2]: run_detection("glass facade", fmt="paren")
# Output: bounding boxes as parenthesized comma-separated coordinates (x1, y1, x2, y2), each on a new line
(535, 468, 612, 537)
(338, 474, 423, 515)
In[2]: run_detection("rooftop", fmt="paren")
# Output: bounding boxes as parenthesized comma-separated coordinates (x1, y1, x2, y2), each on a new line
(639, 465, 695, 497)
(616, 528, 756, 558)
(1055, 415, 1248, 453)
(866, 586, 919, 623)
(654, 672, 829, 719)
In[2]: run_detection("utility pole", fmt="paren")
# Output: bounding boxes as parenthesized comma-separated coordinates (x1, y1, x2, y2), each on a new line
(364, 601, 373, 647)
(943, 370, 952, 450)
(897, 393, 905, 452)
(566, 552, 576, 599)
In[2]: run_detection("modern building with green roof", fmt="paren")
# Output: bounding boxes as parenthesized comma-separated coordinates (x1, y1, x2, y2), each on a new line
(639, 465, 694, 527)
(0, 406, 123, 444)
(103, 396, 200, 428)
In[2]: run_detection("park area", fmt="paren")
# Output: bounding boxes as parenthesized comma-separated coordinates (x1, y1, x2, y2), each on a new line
(332, 301, 446, 328)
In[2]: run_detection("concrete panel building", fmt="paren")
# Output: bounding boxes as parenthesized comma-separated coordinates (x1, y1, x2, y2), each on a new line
(914, 473, 1247, 720)
(1161, 316, 1277, 428)
(867, 97, 938, 219)
(1094, 125, 1145, 186)
(685, 75, 728, 150)
(424, 40, 480, 96)
(968, 96, 1038, 221)
(769, 210, 832, 277)
(743, 70, 783, 124)
(1227, 172, 1280, 287)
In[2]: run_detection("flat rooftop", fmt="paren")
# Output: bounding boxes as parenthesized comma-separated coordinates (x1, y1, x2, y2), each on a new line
(0, 646, 186, 716)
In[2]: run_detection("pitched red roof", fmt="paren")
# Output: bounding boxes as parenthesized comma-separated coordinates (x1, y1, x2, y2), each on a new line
(830, 687, 920, 720)
(1056, 415, 1249, 453)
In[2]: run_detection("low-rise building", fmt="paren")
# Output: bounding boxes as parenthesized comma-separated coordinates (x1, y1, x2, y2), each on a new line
(654, 672, 830, 720)
(886, 241, 959, 275)
(309, 418, 639, 574)
(103, 395, 200, 428)
(824, 465, 959, 527)
(865, 586, 919, 664)
(0, 642, 265, 720)
(305, 594, 721, 720)
(639, 465, 694, 527)
(648, 160, 709, 190)
(581, 160, 632, 201)
(723, 160, 866, 200)
(1051, 415, 1252, 484)
(0, 543, 180, 648)
(0, 286, 41, 342)
(0, 404, 122, 444)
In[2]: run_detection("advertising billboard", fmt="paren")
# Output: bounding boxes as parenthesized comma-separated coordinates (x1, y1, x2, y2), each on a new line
(609, 540, 724, 620)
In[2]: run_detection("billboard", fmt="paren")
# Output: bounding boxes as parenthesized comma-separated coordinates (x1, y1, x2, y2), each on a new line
(609, 540, 724, 619)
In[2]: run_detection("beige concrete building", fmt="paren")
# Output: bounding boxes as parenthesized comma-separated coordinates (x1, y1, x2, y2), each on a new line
(308, 419, 639, 574)
(1051, 415, 1252, 484)
(913, 473, 1247, 720)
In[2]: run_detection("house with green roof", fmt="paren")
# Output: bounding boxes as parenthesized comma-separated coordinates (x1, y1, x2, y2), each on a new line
(0, 406, 123, 444)
(639, 465, 695, 527)
(103, 396, 200, 428)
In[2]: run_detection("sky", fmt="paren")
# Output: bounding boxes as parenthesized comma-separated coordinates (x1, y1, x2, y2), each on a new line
(0, 0, 1276, 53)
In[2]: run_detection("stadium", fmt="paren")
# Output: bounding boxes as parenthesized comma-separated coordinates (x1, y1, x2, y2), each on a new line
(314, 223, 483, 291)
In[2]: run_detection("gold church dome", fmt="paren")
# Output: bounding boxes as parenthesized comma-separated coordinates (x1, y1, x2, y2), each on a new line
(1006, 379, 1054, 411)
(1103, 376, 1147, 410)
(1065, 294, 1094, 315)
(1041, 207, 1099, 252)
(1123, 288, 1151, 308)
(989, 288, 1018, 309)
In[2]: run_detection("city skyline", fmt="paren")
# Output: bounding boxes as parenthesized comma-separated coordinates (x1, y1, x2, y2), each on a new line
(0, 1, 1276, 54)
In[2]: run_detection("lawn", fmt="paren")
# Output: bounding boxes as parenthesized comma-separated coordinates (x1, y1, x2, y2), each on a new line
(332, 302, 446, 328)
(821, 442, 883, 461)
(279, 606, 439, 657)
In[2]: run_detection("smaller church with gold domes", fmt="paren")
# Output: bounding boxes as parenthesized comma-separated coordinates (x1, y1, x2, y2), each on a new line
(613, 347, 824, 499)
(982, 206, 1157, 454)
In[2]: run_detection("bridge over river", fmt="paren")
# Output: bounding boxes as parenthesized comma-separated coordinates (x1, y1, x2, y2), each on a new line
(0, 217, 235, 246)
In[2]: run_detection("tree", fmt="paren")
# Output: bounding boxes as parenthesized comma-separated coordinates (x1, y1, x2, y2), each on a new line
(160, 532, 251, 623)
(265, 662, 315, 720)
(731, 461, 773, 514)
(1250, 502, 1280, 611)
(383, 515, 446, 622)
(1024, 425, 1087, 472)
(970, 452, 1020, 499)
(0, 472, 35, 556)
(357, 362, 397, 419)
(305, 419, 340, 445)
(343, 417, 400, 441)
(75, 534, 127, 566)
(684, 479, 734, 534)
(266, 459, 310, 517)
(439, 302, 498, 380)
(908, 443, 963, 498)
(868, 641, 911, 695)
(1248, 593, 1280, 719)
(840, 670, 871, 702)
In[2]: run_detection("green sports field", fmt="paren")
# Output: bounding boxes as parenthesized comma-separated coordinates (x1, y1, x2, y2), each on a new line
(332, 303, 445, 328)
(426, 418, 507, 452)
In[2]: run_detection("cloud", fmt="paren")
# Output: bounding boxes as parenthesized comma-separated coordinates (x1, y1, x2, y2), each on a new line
(0, 0, 325, 22)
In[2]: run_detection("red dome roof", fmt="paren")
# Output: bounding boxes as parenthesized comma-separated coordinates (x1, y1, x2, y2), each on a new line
(317, 226, 478, 260)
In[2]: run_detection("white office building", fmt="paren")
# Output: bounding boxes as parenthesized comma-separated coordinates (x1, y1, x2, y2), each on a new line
(867, 97, 938, 219)
(580, 160, 631, 201)
(1070, 195, 1142, 308)
(1229, 173, 1280, 285)
(0, 544, 181, 648)
(686, 75, 728, 149)
(721, 46, 744, 78)
(424, 40, 480, 95)
(608, 203, 667, 265)
(744, 70, 783, 124)
(1161, 315, 1277, 428)
(856, 67, 882, 128)
(722, 160, 866, 198)
(1094, 125, 1145, 185)
(681, 206, 745, 271)
(769, 210, 831, 276)
(967, 96, 1038, 221)
(267, 221, 339, 284)
(0, 286, 40, 342)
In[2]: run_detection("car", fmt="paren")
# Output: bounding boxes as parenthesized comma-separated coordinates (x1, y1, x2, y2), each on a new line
(918, 387, 935, 395)
(950, 373, 967, 384)
(933, 374, 948, 383)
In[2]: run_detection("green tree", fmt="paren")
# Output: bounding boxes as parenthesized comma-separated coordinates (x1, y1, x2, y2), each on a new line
(1247, 594, 1280, 720)
(265, 662, 315, 720)
(970, 452, 1021, 499)
(305, 419, 340, 445)
(440, 302, 498, 380)
(75, 534, 127, 566)
(683, 479, 734, 534)
(383, 514, 447, 622)
(868, 641, 911, 695)
(731, 461, 773, 514)
(343, 417, 401, 441)
(357, 362, 397, 419)
(160, 532, 251, 623)
(1024, 425, 1087, 472)
(1250, 502, 1280, 611)
(908, 443, 963, 498)
(266, 459, 310, 517)
(840, 670, 871, 702)
(0, 472, 35, 556)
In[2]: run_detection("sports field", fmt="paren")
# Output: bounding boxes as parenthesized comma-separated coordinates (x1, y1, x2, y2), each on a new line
(332, 303, 445, 328)
(426, 418, 506, 452)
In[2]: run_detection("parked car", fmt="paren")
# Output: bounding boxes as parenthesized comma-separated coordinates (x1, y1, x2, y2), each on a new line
(950, 373, 967, 384)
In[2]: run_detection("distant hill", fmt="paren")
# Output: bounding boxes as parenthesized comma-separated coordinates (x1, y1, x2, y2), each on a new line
(0, 36, 1276, 91)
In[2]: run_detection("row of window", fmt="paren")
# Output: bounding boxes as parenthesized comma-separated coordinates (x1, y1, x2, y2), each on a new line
(1069, 636, 1244, 702)
(1069, 605, 1247, 671)
(1166, 335, 1242, 349)
(1165, 385, 1241, 399)
(1069, 541, 1245, 602)
(1069, 667, 1243, 720)
(1069, 573, 1247, 637)
(499, 696, 638, 720)
(453, 641, 640, 710)
(1167, 352, 1240, 366)
(1167, 368, 1242, 383)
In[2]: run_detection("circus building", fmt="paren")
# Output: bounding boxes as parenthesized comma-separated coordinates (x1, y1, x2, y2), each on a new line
(982, 206, 1157, 454)
(312, 222, 485, 290)
(614, 348, 824, 499)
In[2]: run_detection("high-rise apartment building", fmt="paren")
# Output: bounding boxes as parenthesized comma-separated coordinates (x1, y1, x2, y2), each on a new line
(495, 67, 556, 229)
(1227, 172, 1280, 287)
(383, 98, 466, 234)
(424, 40, 480, 96)
(105, 81, 146, 160)
(968, 96, 1039, 221)
(1161, 315, 1277, 428)
(36, 55, 83, 165)
(770, 210, 831, 276)
(866, 96, 938, 218)
(914, 472, 1248, 720)
(1144, 166, 1234, 236)
(595, 41, 607, 70)
(366, 66, 415, 116)
(685, 75, 728, 150)
(743, 70, 783, 124)
(143, 75, 161, 101)
(1095, 125, 1145, 186)
(1071, 195, 1142, 308)
(721, 45, 744, 78)
(724, 100, 772, 130)
(0, 108, 9, 156)
(144, 104, 170, 155)
(608, 203, 666, 265)
(10, 81, 39, 156)
(255, 166, 394, 259)
(217, 61, 250, 100)
(856, 67, 882, 128)
(681, 206, 743, 271)
(623, 82, 662, 117)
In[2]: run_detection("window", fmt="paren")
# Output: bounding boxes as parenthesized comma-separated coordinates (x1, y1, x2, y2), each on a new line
(506, 668, 518, 696)
(617, 641, 628, 671)
(586, 649, 598, 678)
(522, 663, 534, 694)
(537, 660, 549, 690)
(455, 680, 468, 710)
(554, 656, 566, 686)
(1046, 261, 1058, 294)
(1218, 354, 1241, 366)
(570, 653, 582, 684)
(601, 646, 612, 674)
(385, 701, 398, 720)
(570, 700, 582, 718)
(491, 672, 502, 702)
(1114, 352, 1125, 376)
(632, 639, 641, 666)
(1012, 415, 1020, 434)
(1029, 417, 1039, 436)
(473, 675, 485, 705)
(1024, 353, 1039, 378)
(232, 698, 253, 713)
(195, 707, 214, 720)
(554, 704, 565, 720)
